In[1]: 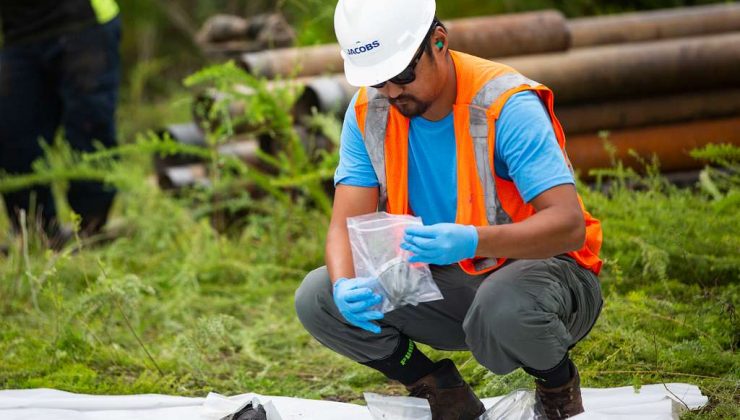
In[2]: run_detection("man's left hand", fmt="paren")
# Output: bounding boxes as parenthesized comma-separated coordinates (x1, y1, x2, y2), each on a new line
(401, 223, 478, 265)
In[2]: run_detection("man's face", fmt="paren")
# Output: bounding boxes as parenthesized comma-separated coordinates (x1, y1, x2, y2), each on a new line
(374, 32, 447, 118)
(387, 69, 433, 118)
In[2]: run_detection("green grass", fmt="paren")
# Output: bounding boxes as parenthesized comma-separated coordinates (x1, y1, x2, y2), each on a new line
(0, 77, 738, 418)
(1, 156, 737, 419)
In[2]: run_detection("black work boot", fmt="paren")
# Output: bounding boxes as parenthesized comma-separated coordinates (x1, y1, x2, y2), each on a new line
(534, 364, 584, 419)
(405, 359, 486, 420)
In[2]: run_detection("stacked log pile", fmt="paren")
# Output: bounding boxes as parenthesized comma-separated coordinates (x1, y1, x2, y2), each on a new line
(500, 31, 740, 173)
(161, 3, 740, 188)
(196, 13, 296, 59)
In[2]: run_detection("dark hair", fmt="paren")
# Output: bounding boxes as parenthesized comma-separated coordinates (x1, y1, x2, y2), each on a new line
(423, 17, 447, 54)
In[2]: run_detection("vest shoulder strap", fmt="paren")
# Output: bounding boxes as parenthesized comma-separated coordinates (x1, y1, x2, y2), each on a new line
(467, 71, 543, 227)
(358, 87, 391, 211)
(472, 72, 542, 118)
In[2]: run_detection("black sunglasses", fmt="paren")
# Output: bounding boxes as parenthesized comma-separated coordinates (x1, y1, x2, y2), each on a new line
(371, 21, 438, 89)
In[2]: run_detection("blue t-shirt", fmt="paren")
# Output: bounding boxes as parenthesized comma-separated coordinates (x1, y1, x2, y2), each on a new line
(334, 91, 574, 225)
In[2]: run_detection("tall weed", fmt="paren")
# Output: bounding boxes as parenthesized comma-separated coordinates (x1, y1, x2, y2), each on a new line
(583, 144, 739, 288)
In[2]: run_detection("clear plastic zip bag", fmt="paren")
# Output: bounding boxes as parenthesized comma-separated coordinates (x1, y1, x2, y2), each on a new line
(479, 389, 546, 420)
(364, 393, 431, 420)
(365, 389, 545, 420)
(347, 212, 444, 313)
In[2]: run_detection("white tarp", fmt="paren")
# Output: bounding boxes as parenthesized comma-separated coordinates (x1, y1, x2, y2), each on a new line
(0, 383, 708, 420)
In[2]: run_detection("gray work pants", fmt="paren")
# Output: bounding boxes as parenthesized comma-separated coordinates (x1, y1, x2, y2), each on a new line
(294, 256, 602, 374)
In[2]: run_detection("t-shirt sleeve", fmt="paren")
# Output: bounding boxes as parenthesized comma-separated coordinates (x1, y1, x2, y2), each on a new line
(333, 92, 380, 187)
(494, 91, 575, 203)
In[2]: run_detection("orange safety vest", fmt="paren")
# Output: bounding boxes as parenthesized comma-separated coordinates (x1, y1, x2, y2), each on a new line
(354, 50, 603, 275)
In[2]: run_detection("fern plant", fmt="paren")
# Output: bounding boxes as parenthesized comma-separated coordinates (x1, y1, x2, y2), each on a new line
(183, 61, 337, 218)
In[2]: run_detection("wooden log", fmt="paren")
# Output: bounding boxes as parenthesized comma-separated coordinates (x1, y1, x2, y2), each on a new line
(566, 117, 740, 176)
(160, 164, 209, 190)
(196, 13, 295, 57)
(570, 3, 740, 48)
(293, 75, 358, 118)
(240, 44, 343, 79)
(558, 90, 740, 135)
(501, 33, 740, 104)
(444, 11, 569, 60)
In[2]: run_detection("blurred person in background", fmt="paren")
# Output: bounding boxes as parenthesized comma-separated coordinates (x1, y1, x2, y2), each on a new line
(0, 0, 120, 243)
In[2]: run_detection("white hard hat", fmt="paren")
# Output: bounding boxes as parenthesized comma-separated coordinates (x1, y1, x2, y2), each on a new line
(334, 0, 436, 87)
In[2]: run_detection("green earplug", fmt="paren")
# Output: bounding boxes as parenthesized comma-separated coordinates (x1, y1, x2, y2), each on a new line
(436, 41, 444, 49)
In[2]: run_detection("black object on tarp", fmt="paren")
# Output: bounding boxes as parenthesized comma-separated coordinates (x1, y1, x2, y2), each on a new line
(226, 402, 268, 420)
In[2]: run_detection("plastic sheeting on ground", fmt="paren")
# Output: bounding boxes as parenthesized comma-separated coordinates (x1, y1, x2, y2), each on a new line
(0, 383, 707, 420)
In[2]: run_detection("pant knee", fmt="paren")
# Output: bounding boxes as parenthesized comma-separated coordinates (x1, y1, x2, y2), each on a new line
(464, 283, 523, 337)
(465, 306, 521, 350)
(463, 280, 547, 374)
(294, 266, 333, 331)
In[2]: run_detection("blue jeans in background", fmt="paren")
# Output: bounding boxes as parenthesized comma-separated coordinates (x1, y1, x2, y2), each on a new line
(0, 17, 121, 235)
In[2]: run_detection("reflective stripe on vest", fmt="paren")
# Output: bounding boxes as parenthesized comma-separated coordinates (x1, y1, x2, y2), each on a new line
(466, 73, 542, 271)
(471, 73, 542, 227)
(363, 88, 390, 211)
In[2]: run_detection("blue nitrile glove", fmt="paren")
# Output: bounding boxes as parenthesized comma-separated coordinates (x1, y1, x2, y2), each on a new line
(333, 277, 384, 334)
(401, 223, 479, 265)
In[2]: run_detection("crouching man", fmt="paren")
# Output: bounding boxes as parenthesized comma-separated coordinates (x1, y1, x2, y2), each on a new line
(296, 1, 603, 418)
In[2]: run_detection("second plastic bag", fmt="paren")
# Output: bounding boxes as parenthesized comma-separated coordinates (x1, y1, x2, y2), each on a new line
(347, 212, 443, 313)
(479, 389, 546, 420)
(365, 389, 545, 420)
(364, 393, 431, 420)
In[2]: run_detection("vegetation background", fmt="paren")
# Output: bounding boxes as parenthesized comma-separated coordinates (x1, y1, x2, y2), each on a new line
(0, 0, 738, 419)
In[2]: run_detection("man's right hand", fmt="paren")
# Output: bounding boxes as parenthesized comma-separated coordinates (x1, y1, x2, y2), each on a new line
(333, 277, 384, 334)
